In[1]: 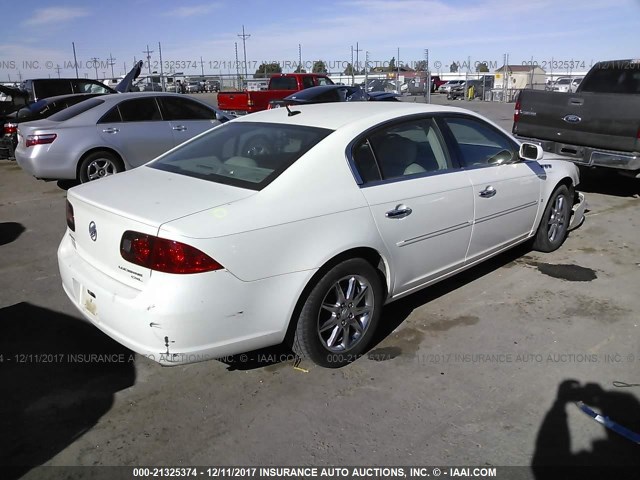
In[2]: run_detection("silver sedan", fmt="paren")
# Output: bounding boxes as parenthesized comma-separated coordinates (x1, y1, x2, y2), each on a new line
(15, 92, 227, 182)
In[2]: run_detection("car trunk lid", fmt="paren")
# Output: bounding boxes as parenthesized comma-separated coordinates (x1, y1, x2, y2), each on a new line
(67, 166, 254, 288)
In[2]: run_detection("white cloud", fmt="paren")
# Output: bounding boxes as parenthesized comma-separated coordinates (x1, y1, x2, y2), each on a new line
(22, 7, 90, 27)
(165, 4, 218, 18)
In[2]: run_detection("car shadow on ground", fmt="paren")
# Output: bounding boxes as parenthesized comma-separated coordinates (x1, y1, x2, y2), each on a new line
(220, 243, 533, 372)
(577, 167, 640, 197)
(0, 222, 25, 246)
(531, 379, 640, 480)
(56, 179, 79, 191)
(0, 302, 136, 480)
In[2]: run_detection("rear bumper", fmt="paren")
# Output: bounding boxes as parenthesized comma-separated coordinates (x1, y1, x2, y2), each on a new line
(58, 231, 310, 365)
(516, 136, 640, 171)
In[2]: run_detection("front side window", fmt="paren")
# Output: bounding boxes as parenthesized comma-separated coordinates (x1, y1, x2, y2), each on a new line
(150, 122, 332, 190)
(443, 116, 517, 167)
(159, 96, 214, 120)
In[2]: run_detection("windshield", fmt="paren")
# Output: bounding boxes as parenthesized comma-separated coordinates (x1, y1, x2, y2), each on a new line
(150, 122, 333, 190)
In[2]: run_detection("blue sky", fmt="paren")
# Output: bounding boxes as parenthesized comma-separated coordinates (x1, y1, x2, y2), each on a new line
(1, 0, 639, 81)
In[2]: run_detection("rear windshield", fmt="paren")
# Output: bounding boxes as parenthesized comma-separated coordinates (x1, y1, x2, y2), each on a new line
(270, 77, 298, 90)
(581, 64, 640, 93)
(150, 122, 333, 190)
(48, 98, 105, 121)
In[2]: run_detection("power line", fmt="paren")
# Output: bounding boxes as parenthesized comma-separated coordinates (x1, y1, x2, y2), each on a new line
(89, 57, 100, 79)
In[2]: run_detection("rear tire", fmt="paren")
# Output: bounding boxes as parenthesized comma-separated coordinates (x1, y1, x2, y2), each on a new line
(78, 151, 123, 183)
(532, 184, 572, 252)
(292, 258, 383, 368)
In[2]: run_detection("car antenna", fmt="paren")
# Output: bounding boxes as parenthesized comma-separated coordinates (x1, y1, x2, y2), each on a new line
(285, 104, 301, 117)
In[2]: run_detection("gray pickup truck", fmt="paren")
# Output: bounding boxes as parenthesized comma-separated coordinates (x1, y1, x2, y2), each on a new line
(513, 59, 640, 177)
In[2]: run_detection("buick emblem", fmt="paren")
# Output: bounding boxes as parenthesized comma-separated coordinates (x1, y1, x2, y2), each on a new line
(563, 114, 582, 124)
(89, 221, 97, 242)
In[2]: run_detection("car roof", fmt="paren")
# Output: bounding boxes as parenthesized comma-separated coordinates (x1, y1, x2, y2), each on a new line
(233, 102, 480, 131)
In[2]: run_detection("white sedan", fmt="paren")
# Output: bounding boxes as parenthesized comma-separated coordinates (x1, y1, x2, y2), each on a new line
(58, 103, 586, 368)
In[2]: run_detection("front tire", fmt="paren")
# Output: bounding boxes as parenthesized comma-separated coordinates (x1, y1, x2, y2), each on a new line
(78, 151, 123, 183)
(532, 184, 572, 252)
(292, 258, 383, 368)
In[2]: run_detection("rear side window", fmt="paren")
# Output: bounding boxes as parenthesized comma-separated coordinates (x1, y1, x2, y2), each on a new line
(302, 77, 315, 89)
(118, 97, 162, 122)
(98, 106, 122, 123)
(150, 122, 332, 190)
(48, 98, 105, 121)
(159, 96, 214, 120)
(72, 80, 113, 94)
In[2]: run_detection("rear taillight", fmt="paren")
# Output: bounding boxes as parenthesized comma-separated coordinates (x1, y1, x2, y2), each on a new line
(66, 200, 75, 232)
(25, 133, 57, 147)
(120, 231, 223, 274)
(247, 98, 255, 107)
(3, 122, 17, 135)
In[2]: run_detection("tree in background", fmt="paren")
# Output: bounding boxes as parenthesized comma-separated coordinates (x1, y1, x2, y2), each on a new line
(414, 60, 428, 72)
(343, 63, 356, 76)
(388, 56, 396, 71)
(312, 60, 327, 73)
(255, 62, 282, 78)
(294, 64, 306, 73)
(476, 62, 489, 73)
(450, 61, 459, 73)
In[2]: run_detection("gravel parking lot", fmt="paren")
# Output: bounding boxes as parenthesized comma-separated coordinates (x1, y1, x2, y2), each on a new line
(1, 96, 639, 479)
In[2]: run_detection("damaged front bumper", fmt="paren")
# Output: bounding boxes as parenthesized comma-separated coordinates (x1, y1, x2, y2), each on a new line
(569, 191, 587, 231)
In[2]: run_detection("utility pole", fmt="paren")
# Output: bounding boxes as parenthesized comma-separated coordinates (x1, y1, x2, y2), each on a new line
(200, 56, 205, 77)
(238, 25, 250, 81)
(72, 42, 79, 78)
(159, 42, 165, 91)
(235, 42, 240, 89)
(55, 64, 62, 78)
(90, 57, 99, 79)
(107, 52, 116, 78)
(364, 51, 369, 89)
(424, 48, 430, 104)
(143, 45, 154, 76)
(298, 44, 302, 72)
(350, 45, 354, 85)
(354, 42, 362, 74)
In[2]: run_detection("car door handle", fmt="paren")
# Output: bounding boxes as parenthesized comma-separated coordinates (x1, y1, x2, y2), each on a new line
(479, 186, 497, 198)
(172, 125, 187, 131)
(385, 204, 413, 219)
(569, 97, 584, 106)
(102, 127, 119, 134)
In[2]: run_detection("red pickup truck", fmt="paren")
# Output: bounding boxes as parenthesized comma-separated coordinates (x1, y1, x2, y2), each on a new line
(217, 73, 334, 115)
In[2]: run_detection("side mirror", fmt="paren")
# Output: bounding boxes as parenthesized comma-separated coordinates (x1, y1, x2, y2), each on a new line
(519, 142, 544, 161)
(215, 112, 229, 123)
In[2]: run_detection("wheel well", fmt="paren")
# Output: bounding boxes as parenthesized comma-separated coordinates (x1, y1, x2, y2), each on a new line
(76, 147, 125, 179)
(283, 247, 390, 347)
